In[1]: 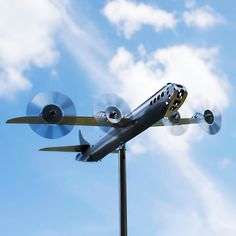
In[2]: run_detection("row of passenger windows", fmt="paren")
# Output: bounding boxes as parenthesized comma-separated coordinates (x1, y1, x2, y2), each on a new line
(150, 89, 170, 106)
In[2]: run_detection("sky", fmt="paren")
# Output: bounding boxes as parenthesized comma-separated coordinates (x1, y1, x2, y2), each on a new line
(1, 0, 236, 235)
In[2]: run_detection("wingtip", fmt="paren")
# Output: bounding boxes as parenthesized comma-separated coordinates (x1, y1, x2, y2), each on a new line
(5, 117, 23, 124)
(6, 119, 13, 123)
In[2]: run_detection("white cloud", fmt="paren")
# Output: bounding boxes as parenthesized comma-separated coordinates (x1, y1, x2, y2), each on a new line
(0, 0, 65, 99)
(102, 0, 177, 39)
(0, 67, 31, 97)
(109, 45, 229, 123)
(108, 45, 236, 235)
(183, 6, 224, 29)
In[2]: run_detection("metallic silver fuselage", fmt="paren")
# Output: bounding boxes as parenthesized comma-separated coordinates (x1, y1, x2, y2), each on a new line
(77, 83, 187, 162)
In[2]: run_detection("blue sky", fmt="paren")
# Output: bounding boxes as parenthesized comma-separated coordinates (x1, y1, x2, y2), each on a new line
(1, 0, 236, 235)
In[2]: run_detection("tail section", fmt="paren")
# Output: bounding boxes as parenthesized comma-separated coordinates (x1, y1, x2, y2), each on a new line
(79, 130, 90, 146)
(39, 130, 90, 153)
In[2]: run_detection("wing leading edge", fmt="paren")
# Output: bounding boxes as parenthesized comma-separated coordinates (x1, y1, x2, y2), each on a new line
(6, 116, 202, 127)
(6, 116, 134, 127)
(6, 116, 98, 126)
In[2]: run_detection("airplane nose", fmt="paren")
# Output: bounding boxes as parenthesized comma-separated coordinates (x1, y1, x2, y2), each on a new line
(164, 83, 188, 117)
(172, 84, 187, 98)
(173, 83, 187, 92)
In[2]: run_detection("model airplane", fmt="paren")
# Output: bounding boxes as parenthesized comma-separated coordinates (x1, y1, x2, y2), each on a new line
(6, 83, 221, 162)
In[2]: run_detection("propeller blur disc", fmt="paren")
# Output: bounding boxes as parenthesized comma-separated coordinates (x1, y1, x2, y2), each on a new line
(200, 107, 222, 135)
(169, 124, 188, 136)
(26, 91, 76, 139)
(94, 94, 131, 132)
(162, 116, 188, 136)
(162, 111, 188, 136)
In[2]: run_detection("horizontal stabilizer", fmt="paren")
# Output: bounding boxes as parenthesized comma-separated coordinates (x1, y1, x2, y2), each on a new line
(39, 144, 89, 152)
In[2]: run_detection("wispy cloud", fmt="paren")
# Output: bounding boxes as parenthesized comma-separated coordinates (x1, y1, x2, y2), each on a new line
(53, 1, 112, 88)
(0, 0, 65, 99)
(183, 6, 224, 30)
(102, 0, 177, 39)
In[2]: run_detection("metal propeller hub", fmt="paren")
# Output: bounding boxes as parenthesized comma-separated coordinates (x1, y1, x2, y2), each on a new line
(42, 104, 63, 124)
(105, 106, 122, 124)
(204, 109, 214, 124)
(94, 93, 131, 132)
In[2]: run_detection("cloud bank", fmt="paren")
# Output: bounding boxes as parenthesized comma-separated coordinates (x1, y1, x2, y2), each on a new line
(109, 45, 229, 120)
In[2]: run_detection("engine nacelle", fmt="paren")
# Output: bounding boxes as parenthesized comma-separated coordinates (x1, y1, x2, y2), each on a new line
(168, 111, 181, 124)
(41, 104, 63, 124)
(203, 109, 214, 124)
(95, 106, 123, 125)
(105, 106, 122, 124)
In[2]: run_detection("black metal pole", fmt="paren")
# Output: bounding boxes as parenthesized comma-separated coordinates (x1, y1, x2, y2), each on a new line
(118, 144, 127, 236)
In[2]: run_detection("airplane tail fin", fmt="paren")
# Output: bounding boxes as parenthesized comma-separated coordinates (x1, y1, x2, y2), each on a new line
(79, 130, 90, 146)
(39, 130, 90, 153)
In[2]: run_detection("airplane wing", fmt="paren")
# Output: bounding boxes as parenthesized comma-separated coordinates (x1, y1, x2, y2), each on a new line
(6, 116, 134, 127)
(152, 117, 201, 127)
(6, 116, 200, 127)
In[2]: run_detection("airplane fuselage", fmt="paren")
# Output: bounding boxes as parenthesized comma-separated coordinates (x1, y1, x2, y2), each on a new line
(77, 83, 188, 162)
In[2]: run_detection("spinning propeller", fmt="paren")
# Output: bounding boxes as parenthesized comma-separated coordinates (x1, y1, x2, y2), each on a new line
(26, 91, 76, 139)
(94, 94, 131, 132)
(163, 111, 188, 136)
(194, 107, 222, 135)
(163, 105, 222, 136)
